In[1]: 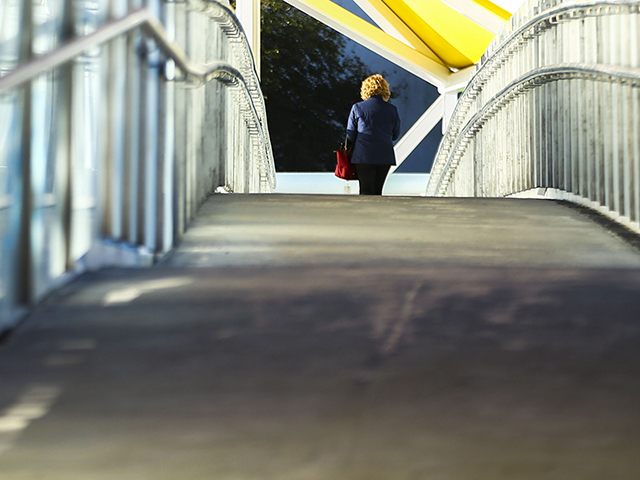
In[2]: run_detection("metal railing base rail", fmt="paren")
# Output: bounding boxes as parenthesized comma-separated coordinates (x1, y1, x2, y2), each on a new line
(509, 188, 640, 235)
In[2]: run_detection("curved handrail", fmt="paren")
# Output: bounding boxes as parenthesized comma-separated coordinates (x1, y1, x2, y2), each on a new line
(191, 0, 275, 188)
(0, 6, 245, 91)
(188, 1, 265, 114)
(477, 0, 640, 74)
(0, 9, 150, 92)
(0, 4, 275, 190)
(430, 63, 640, 195)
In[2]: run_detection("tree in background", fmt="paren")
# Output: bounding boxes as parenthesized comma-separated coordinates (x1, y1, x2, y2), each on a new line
(260, 0, 369, 171)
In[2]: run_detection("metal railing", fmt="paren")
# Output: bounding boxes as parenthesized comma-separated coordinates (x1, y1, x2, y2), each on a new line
(427, 0, 640, 234)
(0, 0, 275, 331)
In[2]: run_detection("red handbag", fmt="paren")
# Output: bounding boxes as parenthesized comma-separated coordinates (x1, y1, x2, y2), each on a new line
(335, 149, 358, 180)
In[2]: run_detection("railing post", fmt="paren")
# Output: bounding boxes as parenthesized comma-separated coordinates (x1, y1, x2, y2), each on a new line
(157, 0, 177, 253)
(16, 0, 33, 305)
(173, 1, 187, 240)
(140, 0, 161, 254)
(632, 13, 640, 229)
(123, 0, 143, 245)
(102, 0, 129, 241)
(60, 0, 76, 273)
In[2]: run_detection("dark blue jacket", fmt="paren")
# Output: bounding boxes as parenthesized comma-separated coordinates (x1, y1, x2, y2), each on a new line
(346, 95, 401, 165)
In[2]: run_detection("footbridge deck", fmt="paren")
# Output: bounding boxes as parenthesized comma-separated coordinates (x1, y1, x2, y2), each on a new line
(1, 195, 640, 479)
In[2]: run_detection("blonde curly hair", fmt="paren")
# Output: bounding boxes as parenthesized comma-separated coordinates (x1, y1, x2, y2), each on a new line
(360, 74, 391, 101)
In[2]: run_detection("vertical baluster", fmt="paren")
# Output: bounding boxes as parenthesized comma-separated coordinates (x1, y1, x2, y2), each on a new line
(504, 56, 510, 196)
(542, 25, 549, 189)
(522, 42, 529, 193)
(547, 27, 555, 188)
(61, 0, 78, 275)
(98, 37, 111, 247)
(234, 95, 239, 191)
(500, 65, 506, 196)
(517, 43, 531, 192)
(584, 13, 595, 203)
(227, 92, 234, 190)
(515, 93, 520, 194)
(542, 26, 549, 188)
(517, 46, 523, 194)
(527, 83, 532, 193)
(619, 11, 631, 221)
(474, 122, 482, 197)
(16, 0, 34, 303)
(107, 1, 128, 242)
(566, 19, 577, 194)
(123, 0, 142, 245)
(559, 20, 567, 195)
(505, 59, 510, 197)
(186, 8, 195, 221)
(497, 103, 501, 199)
(184, 8, 192, 221)
(576, 16, 586, 198)
(483, 112, 488, 197)
(549, 25, 557, 189)
(632, 12, 640, 227)
(496, 102, 501, 198)
(609, 13, 620, 215)
(216, 24, 227, 191)
(156, 0, 176, 253)
(141, 0, 161, 253)
(515, 48, 521, 195)
(227, 71, 233, 192)
(173, 1, 186, 238)
(535, 28, 543, 188)
(601, 14, 612, 211)
(595, 14, 605, 206)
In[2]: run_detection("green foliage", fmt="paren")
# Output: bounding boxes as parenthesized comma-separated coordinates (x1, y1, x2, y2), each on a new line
(260, 0, 368, 171)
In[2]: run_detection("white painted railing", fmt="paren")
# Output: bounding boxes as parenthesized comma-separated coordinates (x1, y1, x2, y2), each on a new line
(0, 0, 274, 331)
(427, 0, 640, 233)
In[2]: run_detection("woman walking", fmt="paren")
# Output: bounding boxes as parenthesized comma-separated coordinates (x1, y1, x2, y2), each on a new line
(346, 74, 401, 195)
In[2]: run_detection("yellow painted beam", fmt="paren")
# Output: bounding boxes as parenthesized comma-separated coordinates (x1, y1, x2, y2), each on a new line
(383, 0, 496, 68)
(471, 0, 512, 21)
(438, 0, 510, 34)
(283, 0, 452, 86)
(352, 0, 443, 61)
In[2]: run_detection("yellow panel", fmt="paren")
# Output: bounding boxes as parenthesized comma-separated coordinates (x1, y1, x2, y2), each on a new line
(383, 0, 495, 68)
(471, 0, 512, 21)
(284, 0, 452, 85)
(357, 0, 442, 59)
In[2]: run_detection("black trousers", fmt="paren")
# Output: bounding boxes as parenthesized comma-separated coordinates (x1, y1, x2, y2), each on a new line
(356, 164, 391, 195)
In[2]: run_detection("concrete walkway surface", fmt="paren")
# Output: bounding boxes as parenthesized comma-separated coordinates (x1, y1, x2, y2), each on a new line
(1, 195, 640, 479)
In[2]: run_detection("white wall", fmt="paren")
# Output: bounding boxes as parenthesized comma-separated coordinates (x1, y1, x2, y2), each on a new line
(274, 172, 430, 195)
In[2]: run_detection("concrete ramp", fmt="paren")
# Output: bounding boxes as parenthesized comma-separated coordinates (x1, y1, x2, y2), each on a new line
(166, 195, 640, 269)
(1, 195, 639, 479)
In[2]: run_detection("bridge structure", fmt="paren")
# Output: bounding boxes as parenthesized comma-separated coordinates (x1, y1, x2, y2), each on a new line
(0, 0, 639, 477)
